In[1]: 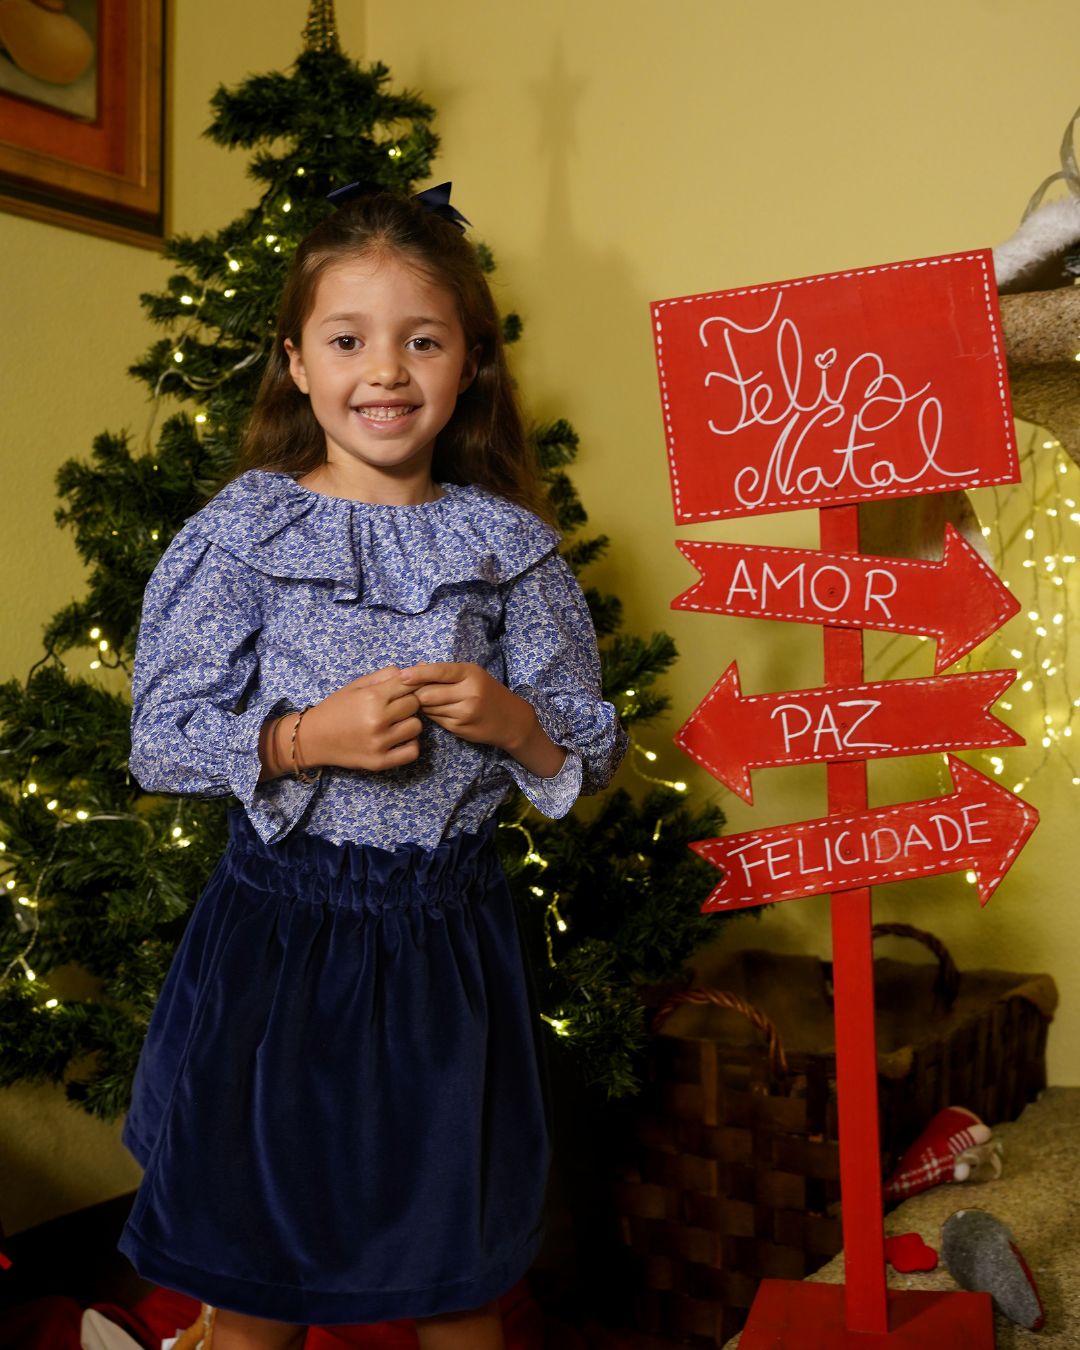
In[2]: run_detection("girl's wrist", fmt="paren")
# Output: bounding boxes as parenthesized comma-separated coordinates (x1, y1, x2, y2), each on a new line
(501, 698, 567, 779)
(258, 715, 288, 782)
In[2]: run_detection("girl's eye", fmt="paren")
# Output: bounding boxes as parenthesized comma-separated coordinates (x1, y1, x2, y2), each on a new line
(333, 335, 359, 351)
(409, 337, 436, 352)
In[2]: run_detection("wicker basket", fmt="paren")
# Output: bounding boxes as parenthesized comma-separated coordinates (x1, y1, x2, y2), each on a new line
(612, 926, 1056, 1348)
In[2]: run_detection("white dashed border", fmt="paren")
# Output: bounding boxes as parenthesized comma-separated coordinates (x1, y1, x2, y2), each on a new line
(673, 668, 1020, 790)
(652, 252, 1016, 523)
(696, 759, 1039, 907)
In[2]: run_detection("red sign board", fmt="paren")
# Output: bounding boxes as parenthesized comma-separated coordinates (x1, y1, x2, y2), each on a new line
(673, 524, 1020, 673)
(692, 757, 1038, 912)
(676, 664, 1021, 803)
(652, 251, 1017, 523)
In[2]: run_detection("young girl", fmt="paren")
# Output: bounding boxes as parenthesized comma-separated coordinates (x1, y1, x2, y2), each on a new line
(120, 188, 626, 1350)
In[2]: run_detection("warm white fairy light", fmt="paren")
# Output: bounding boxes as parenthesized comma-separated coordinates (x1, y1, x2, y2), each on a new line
(871, 427, 1080, 793)
(629, 737, 689, 793)
(45, 999, 57, 1009)
(195, 414, 207, 424)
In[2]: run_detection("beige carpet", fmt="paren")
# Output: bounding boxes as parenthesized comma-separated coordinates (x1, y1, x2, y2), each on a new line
(723, 1087, 1080, 1348)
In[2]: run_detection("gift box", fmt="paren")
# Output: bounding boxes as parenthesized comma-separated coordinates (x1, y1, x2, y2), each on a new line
(611, 925, 1056, 1347)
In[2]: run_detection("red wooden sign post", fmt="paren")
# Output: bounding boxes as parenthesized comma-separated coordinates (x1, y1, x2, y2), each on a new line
(651, 251, 1038, 1347)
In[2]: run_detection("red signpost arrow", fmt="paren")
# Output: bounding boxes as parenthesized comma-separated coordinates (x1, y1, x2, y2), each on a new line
(672, 525, 1020, 674)
(691, 755, 1038, 913)
(675, 663, 1021, 803)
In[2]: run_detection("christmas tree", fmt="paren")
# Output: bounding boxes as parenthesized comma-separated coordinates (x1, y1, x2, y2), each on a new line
(0, 5, 725, 1121)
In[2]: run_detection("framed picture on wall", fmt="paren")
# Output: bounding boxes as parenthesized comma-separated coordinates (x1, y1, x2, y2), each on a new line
(0, 0, 164, 249)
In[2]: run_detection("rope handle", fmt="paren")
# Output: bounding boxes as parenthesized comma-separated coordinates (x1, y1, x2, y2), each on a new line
(871, 922, 960, 1006)
(651, 989, 789, 1077)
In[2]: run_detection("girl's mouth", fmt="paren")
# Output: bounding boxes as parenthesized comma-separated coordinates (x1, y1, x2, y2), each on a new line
(355, 404, 417, 423)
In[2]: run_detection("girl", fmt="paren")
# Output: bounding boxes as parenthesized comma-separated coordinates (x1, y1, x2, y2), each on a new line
(120, 188, 626, 1350)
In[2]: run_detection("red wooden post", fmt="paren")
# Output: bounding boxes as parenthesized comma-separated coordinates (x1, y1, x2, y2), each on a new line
(820, 503, 888, 1335)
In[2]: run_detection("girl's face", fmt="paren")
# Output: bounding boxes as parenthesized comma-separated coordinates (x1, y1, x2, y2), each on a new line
(285, 252, 478, 488)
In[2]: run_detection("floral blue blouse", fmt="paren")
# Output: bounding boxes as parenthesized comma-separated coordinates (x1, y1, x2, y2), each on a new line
(129, 470, 627, 849)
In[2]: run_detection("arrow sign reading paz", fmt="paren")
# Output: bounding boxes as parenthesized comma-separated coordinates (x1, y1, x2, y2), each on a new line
(692, 756, 1038, 912)
(676, 664, 1021, 804)
(672, 524, 1019, 673)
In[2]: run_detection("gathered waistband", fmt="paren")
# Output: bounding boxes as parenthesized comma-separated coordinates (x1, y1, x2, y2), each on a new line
(220, 810, 503, 911)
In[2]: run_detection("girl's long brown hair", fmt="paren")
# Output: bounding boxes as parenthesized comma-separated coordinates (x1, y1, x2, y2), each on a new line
(238, 192, 550, 520)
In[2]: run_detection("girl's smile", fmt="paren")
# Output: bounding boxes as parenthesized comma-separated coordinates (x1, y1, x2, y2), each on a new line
(285, 253, 478, 503)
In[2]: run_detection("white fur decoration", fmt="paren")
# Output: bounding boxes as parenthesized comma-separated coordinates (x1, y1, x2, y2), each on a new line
(993, 196, 1080, 290)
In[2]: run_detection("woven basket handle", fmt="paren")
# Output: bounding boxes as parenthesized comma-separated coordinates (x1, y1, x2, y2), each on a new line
(871, 922, 960, 1006)
(651, 989, 788, 1077)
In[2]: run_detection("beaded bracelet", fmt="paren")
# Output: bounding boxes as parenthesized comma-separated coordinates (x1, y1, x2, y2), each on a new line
(288, 707, 321, 784)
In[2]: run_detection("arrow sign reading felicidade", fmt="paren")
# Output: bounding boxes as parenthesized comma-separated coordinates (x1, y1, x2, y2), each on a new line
(672, 524, 1019, 673)
(693, 756, 1038, 912)
(676, 664, 1021, 804)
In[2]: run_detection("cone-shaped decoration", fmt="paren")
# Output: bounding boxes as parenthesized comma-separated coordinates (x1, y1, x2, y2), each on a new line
(303, 0, 339, 52)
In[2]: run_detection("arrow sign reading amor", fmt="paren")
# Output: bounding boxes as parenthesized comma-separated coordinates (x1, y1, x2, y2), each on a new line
(693, 756, 1038, 913)
(672, 524, 1019, 673)
(676, 663, 1021, 804)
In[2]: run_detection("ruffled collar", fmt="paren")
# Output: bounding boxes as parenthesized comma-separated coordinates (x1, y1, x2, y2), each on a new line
(184, 470, 560, 611)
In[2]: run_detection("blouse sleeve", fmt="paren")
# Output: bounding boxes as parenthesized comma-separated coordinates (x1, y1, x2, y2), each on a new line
(499, 550, 627, 818)
(129, 531, 318, 842)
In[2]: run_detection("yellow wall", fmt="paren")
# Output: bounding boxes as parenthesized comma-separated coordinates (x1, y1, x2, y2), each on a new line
(4, 0, 1080, 1230)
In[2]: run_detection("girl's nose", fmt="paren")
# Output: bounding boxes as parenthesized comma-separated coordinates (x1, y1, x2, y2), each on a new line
(360, 343, 408, 388)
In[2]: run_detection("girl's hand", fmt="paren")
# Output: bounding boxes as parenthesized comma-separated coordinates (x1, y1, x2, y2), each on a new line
(399, 662, 568, 780)
(258, 667, 423, 780)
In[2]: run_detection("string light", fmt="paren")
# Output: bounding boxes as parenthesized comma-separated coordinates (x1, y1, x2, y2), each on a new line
(628, 737, 689, 792)
(173, 351, 184, 363)
(228, 260, 240, 272)
(45, 999, 57, 1009)
(195, 414, 207, 424)
(873, 428, 1080, 796)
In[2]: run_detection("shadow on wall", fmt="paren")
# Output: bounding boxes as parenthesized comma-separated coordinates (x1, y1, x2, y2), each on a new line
(522, 41, 670, 634)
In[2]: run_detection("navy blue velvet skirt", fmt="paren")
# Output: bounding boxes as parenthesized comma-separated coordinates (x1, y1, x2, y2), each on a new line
(119, 812, 550, 1325)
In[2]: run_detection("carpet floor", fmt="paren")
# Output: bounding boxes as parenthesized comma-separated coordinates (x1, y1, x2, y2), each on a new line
(724, 1086, 1080, 1348)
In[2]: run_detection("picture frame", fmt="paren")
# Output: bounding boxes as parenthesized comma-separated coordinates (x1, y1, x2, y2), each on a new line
(0, 0, 164, 249)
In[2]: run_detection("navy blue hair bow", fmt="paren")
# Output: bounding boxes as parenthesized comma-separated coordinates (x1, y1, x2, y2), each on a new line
(325, 179, 471, 231)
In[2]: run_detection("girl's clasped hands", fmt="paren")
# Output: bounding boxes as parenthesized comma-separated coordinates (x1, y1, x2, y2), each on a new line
(259, 662, 567, 783)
